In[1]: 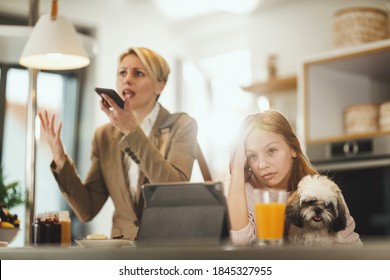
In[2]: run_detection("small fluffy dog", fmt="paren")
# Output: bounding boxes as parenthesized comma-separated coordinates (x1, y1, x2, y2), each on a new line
(285, 174, 347, 245)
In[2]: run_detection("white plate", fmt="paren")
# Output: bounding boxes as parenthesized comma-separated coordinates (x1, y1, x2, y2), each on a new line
(75, 239, 132, 248)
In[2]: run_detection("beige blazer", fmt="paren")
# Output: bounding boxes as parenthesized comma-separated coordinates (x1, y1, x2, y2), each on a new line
(51, 106, 198, 239)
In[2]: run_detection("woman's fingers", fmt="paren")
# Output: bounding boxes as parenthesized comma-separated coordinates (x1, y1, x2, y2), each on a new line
(38, 112, 46, 131)
(101, 94, 118, 111)
(124, 94, 132, 111)
(49, 113, 56, 135)
(41, 110, 54, 136)
(37, 111, 66, 165)
(44, 110, 50, 128)
(98, 93, 140, 135)
(56, 121, 62, 141)
(38, 110, 61, 140)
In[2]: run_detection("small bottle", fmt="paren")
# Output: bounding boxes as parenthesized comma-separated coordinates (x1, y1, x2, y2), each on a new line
(31, 214, 41, 246)
(58, 211, 71, 247)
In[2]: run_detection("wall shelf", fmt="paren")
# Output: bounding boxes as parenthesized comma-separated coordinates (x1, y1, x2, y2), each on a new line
(242, 75, 297, 94)
(301, 38, 390, 145)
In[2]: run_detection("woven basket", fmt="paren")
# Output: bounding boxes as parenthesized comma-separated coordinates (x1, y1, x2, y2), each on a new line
(379, 101, 390, 131)
(344, 103, 379, 134)
(333, 7, 389, 48)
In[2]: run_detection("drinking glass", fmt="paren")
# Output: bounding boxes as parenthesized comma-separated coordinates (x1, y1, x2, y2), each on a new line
(253, 189, 287, 246)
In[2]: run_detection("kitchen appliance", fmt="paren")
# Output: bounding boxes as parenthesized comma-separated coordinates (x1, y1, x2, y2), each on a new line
(307, 135, 390, 239)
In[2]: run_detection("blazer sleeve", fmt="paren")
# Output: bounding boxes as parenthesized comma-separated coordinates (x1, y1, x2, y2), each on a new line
(50, 130, 109, 222)
(118, 114, 198, 182)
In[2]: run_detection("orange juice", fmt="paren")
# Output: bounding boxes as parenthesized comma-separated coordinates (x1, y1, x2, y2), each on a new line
(255, 203, 286, 240)
(57, 211, 71, 247)
(59, 219, 71, 247)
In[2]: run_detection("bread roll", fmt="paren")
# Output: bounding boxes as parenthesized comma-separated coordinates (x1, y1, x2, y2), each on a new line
(86, 234, 108, 240)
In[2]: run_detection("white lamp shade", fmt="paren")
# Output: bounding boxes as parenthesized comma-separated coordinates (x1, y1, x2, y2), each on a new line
(19, 14, 90, 70)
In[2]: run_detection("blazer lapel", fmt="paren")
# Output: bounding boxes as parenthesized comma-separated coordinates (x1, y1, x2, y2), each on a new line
(111, 127, 137, 210)
(152, 106, 173, 157)
(134, 106, 172, 217)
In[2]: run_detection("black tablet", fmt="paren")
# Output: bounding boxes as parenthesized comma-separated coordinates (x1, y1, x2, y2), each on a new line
(138, 182, 230, 246)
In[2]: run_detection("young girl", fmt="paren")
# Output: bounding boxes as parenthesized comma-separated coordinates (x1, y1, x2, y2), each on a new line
(227, 110, 361, 245)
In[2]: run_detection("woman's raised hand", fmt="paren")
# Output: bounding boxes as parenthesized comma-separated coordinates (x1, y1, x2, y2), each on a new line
(38, 110, 67, 168)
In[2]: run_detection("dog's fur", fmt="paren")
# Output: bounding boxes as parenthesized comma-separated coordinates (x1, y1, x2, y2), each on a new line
(285, 175, 347, 245)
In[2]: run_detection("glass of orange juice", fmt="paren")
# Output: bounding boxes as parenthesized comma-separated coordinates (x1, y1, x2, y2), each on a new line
(254, 189, 287, 246)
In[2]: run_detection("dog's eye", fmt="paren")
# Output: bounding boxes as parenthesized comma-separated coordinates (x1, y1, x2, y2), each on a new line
(325, 202, 333, 209)
(303, 200, 316, 206)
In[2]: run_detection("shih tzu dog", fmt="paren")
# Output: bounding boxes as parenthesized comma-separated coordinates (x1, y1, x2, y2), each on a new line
(285, 174, 347, 245)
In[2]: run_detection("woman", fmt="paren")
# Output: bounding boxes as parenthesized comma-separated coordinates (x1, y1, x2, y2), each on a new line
(227, 110, 361, 245)
(39, 47, 198, 240)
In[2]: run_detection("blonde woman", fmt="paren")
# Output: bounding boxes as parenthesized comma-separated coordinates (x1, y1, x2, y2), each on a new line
(227, 110, 361, 245)
(39, 47, 198, 240)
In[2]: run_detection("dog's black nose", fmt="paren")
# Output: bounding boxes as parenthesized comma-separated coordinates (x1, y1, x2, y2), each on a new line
(314, 207, 323, 214)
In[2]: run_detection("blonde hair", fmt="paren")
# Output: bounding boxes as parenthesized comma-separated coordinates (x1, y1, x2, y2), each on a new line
(232, 110, 317, 192)
(119, 47, 170, 83)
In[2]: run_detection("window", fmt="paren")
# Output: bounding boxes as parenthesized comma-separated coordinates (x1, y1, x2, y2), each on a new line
(0, 66, 83, 246)
(182, 50, 258, 182)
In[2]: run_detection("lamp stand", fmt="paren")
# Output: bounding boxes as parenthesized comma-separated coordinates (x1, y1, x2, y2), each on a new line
(24, 68, 38, 245)
(24, 0, 39, 245)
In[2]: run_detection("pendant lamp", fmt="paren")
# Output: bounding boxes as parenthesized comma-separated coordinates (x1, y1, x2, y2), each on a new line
(19, 0, 90, 70)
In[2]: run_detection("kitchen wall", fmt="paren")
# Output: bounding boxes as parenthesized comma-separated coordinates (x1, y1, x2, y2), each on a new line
(1, 0, 389, 238)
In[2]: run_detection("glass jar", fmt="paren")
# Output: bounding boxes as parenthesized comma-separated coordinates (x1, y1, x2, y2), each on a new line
(31, 212, 61, 246)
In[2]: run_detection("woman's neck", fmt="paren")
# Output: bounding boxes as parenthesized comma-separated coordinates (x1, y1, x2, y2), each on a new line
(134, 102, 157, 123)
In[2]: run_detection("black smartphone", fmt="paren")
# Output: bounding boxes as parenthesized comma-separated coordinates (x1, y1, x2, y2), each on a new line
(95, 87, 125, 109)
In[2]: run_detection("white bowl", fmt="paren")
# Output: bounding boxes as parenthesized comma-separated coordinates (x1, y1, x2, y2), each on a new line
(0, 228, 20, 243)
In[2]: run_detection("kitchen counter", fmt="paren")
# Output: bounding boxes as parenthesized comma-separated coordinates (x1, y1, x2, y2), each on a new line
(1, 239, 390, 260)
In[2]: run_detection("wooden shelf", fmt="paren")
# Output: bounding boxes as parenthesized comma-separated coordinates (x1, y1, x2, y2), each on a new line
(302, 39, 390, 145)
(307, 130, 390, 145)
(242, 75, 297, 94)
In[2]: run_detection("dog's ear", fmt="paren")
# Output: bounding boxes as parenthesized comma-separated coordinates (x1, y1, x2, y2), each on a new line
(285, 191, 304, 228)
(330, 194, 347, 232)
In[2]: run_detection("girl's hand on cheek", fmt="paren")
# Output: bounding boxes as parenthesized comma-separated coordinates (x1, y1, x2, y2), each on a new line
(232, 140, 247, 169)
(230, 125, 253, 171)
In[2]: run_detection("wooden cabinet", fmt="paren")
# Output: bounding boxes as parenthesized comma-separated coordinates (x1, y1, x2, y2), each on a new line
(242, 75, 296, 95)
(301, 39, 390, 144)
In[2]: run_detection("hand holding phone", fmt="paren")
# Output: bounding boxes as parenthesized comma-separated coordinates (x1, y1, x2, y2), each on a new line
(95, 87, 125, 109)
